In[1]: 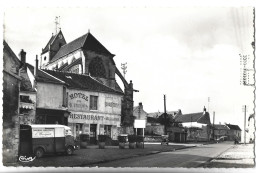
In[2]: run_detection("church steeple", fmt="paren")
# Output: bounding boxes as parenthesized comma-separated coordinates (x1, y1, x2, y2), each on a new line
(40, 18, 66, 69)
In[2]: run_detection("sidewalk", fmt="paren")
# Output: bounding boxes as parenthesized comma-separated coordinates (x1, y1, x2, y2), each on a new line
(17, 143, 196, 167)
(203, 143, 255, 168)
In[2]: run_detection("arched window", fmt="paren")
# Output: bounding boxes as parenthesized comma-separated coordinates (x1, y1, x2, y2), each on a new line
(89, 57, 106, 78)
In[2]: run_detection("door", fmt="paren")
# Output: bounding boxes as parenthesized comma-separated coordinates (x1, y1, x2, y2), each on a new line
(19, 125, 33, 156)
(90, 124, 97, 144)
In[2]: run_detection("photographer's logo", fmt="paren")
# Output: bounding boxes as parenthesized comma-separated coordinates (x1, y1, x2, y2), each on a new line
(19, 156, 36, 162)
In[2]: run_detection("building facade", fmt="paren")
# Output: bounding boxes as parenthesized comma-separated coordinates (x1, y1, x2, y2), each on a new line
(174, 107, 211, 142)
(3, 41, 22, 165)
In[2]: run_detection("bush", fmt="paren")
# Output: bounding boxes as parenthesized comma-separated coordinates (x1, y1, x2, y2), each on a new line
(98, 135, 107, 142)
(118, 136, 127, 143)
(128, 135, 136, 143)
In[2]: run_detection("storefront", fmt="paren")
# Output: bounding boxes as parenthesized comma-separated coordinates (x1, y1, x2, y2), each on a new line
(68, 112, 121, 143)
(67, 89, 122, 144)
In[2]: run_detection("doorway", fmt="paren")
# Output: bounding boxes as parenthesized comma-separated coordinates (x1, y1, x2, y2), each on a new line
(90, 124, 97, 144)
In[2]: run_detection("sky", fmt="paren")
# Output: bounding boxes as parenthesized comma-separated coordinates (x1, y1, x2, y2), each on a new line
(1, 1, 256, 142)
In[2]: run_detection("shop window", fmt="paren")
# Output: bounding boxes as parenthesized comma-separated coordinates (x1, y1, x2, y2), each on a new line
(104, 125, 112, 138)
(90, 95, 98, 110)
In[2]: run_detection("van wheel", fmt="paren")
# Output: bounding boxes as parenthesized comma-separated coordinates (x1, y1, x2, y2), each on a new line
(35, 148, 44, 158)
(66, 146, 74, 155)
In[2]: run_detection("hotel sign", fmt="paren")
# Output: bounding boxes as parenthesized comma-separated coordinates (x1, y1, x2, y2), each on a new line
(68, 91, 89, 111)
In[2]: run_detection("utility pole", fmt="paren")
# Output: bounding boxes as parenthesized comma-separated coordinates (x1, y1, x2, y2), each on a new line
(208, 97, 210, 112)
(213, 111, 215, 140)
(243, 105, 247, 144)
(121, 63, 127, 78)
(164, 95, 167, 135)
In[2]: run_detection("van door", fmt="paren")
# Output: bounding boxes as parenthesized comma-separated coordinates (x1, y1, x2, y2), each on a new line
(32, 128, 55, 153)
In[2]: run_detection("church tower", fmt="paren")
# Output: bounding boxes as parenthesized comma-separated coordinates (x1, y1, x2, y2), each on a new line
(40, 30, 66, 69)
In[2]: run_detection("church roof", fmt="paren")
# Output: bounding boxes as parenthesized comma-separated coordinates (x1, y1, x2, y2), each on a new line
(42, 35, 55, 54)
(27, 63, 64, 85)
(50, 32, 113, 63)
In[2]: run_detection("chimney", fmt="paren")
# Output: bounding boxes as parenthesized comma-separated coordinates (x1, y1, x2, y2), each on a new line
(19, 49, 26, 65)
(219, 122, 221, 125)
(139, 102, 143, 110)
(34, 55, 38, 76)
(203, 106, 206, 113)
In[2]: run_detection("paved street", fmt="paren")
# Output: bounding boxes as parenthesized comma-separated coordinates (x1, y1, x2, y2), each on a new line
(17, 143, 195, 167)
(88, 142, 234, 167)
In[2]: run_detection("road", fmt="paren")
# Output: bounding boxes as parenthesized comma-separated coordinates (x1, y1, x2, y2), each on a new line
(89, 142, 233, 167)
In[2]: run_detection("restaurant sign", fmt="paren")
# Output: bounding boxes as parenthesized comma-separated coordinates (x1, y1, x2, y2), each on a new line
(68, 112, 121, 127)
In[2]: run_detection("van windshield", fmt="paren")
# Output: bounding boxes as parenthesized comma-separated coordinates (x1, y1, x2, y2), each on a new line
(65, 129, 72, 136)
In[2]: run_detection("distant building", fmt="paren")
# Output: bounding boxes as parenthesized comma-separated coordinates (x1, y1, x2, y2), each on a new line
(213, 123, 229, 141)
(3, 41, 22, 165)
(225, 124, 241, 141)
(133, 102, 148, 120)
(174, 107, 211, 142)
(18, 49, 36, 125)
(133, 102, 149, 135)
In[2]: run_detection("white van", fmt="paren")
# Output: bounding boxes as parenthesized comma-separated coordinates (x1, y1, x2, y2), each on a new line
(20, 124, 77, 158)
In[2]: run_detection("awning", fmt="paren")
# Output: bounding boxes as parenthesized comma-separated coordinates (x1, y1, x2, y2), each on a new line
(20, 102, 34, 109)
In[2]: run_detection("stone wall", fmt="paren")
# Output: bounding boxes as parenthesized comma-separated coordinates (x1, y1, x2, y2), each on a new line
(3, 71, 20, 165)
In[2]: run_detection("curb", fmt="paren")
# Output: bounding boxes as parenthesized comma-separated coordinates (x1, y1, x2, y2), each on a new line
(76, 145, 196, 167)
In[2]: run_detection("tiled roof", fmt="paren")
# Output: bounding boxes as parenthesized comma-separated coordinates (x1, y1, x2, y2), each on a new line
(43, 70, 124, 95)
(3, 40, 21, 66)
(27, 63, 64, 85)
(174, 112, 211, 124)
(214, 124, 229, 130)
(147, 117, 160, 123)
(148, 110, 182, 118)
(50, 32, 112, 63)
(226, 124, 241, 131)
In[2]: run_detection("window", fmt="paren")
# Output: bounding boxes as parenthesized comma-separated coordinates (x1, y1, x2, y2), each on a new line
(90, 95, 98, 110)
(62, 87, 67, 107)
(69, 64, 80, 74)
(104, 125, 112, 137)
(20, 95, 33, 103)
(44, 56, 47, 61)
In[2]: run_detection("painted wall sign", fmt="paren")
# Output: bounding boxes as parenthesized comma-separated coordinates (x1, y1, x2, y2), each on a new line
(68, 90, 89, 111)
(105, 102, 120, 108)
(69, 92, 88, 101)
(68, 112, 121, 127)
